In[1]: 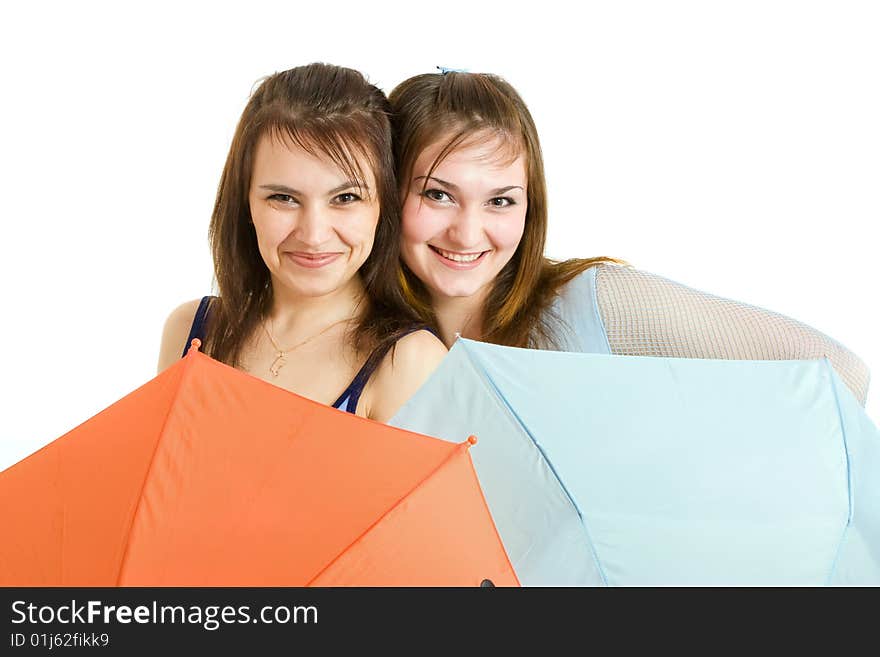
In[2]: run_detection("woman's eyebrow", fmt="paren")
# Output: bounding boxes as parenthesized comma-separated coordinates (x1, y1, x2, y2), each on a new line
(328, 180, 367, 195)
(413, 176, 523, 196)
(260, 183, 301, 195)
(259, 181, 366, 195)
(414, 175, 458, 191)
(491, 185, 524, 195)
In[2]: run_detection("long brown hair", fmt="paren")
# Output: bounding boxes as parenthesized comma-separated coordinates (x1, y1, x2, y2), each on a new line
(206, 63, 421, 367)
(390, 71, 629, 348)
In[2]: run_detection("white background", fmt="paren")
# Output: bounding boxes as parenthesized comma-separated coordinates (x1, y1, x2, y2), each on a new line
(1, 1, 877, 469)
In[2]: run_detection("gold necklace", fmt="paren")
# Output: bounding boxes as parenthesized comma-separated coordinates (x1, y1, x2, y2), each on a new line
(263, 316, 353, 377)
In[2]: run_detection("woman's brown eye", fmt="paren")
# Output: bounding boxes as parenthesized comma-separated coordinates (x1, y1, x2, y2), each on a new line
(334, 192, 361, 204)
(424, 189, 450, 202)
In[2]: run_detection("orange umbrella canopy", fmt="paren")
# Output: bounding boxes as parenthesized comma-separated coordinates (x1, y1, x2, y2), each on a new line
(0, 342, 517, 587)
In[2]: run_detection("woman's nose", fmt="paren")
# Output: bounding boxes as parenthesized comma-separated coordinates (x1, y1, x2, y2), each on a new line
(446, 206, 483, 248)
(293, 204, 333, 246)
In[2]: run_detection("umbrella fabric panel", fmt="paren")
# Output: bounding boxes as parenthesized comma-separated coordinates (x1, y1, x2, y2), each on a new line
(0, 362, 188, 586)
(2, 349, 519, 586)
(390, 339, 871, 585)
(390, 346, 606, 586)
(583, 515, 844, 586)
(827, 363, 880, 584)
(311, 442, 519, 586)
(119, 354, 465, 586)
(464, 342, 849, 584)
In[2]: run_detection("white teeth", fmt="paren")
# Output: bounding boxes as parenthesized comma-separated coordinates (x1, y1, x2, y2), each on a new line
(435, 247, 483, 263)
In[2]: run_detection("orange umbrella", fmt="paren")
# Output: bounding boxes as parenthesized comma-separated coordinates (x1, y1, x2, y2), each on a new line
(0, 340, 518, 587)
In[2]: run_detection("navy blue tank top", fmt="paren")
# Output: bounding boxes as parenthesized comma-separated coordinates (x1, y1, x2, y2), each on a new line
(182, 296, 424, 414)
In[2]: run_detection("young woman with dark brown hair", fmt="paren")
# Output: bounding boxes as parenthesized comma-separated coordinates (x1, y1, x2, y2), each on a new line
(158, 63, 446, 422)
(389, 70, 870, 405)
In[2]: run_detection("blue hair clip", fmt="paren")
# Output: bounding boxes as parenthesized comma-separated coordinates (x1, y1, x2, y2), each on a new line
(437, 66, 469, 75)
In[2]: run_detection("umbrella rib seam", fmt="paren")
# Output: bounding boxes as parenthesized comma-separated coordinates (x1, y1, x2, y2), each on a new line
(823, 357, 854, 586)
(303, 441, 471, 586)
(463, 449, 521, 586)
(114, 353, 194, 586)
(458, 339, 610, 587)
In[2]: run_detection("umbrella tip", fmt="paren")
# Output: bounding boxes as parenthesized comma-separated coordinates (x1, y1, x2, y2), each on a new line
(188, 338, 202, 354)
(467, 435, 478, 447)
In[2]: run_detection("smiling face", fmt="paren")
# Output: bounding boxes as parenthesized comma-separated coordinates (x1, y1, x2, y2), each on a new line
(400, 133, 528, 304)
(248, 134, 380, 300)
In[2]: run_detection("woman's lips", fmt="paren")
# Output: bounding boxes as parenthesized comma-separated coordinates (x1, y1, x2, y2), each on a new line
(429, 245, 489, 270)
(285, 252, 343, 269)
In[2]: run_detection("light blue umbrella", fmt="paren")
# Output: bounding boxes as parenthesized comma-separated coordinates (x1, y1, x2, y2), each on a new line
(390, 338, 879, 586)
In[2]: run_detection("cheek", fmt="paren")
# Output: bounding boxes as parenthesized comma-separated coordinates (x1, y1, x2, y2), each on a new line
(250, 207, 282, 247)
(401, 196, 444, 244)
(487, 213, 527, 252)
(337, 207, 380, 251)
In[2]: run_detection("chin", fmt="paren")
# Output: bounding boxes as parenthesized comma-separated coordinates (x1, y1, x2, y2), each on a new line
(281, 276, 347, 299)
(428, 275, 492, 300)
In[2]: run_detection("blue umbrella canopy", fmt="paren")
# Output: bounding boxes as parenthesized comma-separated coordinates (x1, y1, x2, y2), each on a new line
(390, 338, 879, 586)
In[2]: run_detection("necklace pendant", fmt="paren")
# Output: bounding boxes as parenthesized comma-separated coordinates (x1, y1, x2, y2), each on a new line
(269, 352, 286, 377)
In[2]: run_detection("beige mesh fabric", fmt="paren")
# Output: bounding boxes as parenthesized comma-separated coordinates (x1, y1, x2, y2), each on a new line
(594, 263, 871, 406)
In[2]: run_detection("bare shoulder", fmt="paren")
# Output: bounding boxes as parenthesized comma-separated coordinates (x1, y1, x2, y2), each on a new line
(377, 329, 448, 384)
(157, 298, 204, 374)
(363, 330, 448, 424)
(390, 329, 448, 363)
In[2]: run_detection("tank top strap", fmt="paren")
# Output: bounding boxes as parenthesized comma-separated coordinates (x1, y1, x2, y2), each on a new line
(332, 326, 430, 414)
(181, 296, 215, 358)
(179, 304, 431, 415)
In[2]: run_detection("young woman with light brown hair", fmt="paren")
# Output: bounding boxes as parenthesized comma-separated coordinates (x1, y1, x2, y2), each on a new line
(389, 70, 870, 405)
(158, 63, 446, 422)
